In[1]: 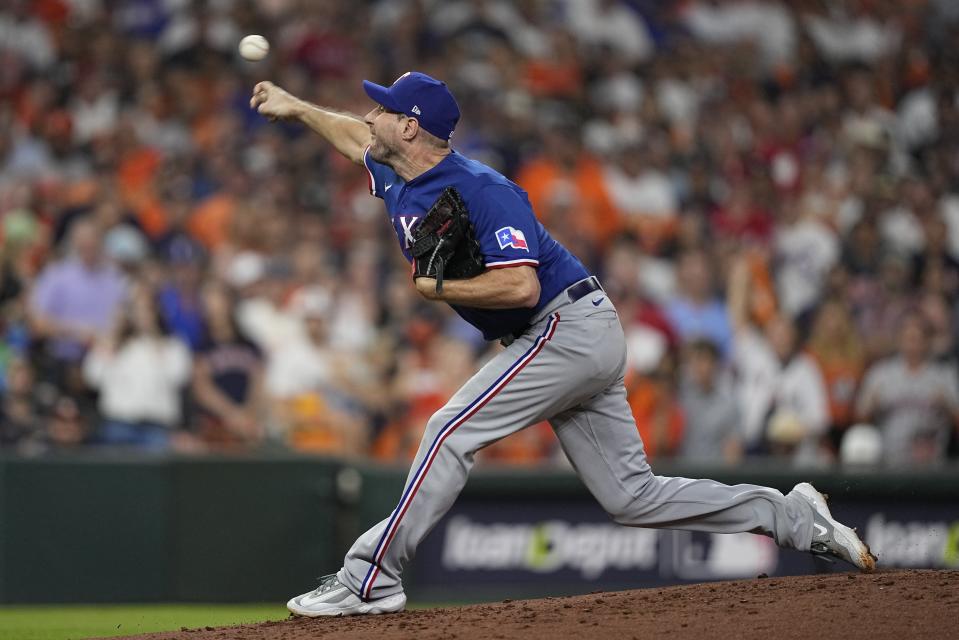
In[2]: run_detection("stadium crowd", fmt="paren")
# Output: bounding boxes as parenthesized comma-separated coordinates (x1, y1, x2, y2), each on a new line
(1, 0, 958, 469)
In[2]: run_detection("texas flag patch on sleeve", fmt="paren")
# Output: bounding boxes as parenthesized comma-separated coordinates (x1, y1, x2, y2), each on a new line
(495, 226, 529, 251)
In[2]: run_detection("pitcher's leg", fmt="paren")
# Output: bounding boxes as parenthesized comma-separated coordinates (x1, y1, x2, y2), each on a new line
(550, 379, 815, 550)
(339, 314, 571, 600)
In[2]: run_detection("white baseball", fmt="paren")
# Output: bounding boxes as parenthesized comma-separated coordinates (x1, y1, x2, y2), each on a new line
(239, 35, 269, 61)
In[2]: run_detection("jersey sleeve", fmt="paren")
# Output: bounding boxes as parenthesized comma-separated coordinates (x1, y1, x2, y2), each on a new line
(363, 146, 399, 199)
(468, 185, 540, 269)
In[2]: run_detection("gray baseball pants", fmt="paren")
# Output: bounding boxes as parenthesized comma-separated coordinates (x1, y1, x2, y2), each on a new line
(338, 286, 816, 600)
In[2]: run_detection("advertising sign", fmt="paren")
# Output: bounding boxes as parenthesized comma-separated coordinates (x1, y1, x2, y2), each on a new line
(409, 498, 959, 600)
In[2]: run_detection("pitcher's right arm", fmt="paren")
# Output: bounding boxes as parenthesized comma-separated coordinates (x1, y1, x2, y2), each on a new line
(250, 81, 370, 165)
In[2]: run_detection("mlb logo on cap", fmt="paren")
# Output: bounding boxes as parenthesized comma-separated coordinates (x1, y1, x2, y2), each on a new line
(495, 226, 528, 251)
(362, 72, 461, 141)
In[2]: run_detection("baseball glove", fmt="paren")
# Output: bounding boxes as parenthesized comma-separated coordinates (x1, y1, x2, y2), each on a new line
(410, 186, 485, 293)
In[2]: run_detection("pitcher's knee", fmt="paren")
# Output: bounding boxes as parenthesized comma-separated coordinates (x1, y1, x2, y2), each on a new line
(595, 484, 645, 523)
(602, 496, 636, 523)
(422, 411, 477, 458)
(423, 412, 448, 441)
(599, 474, 659, 523)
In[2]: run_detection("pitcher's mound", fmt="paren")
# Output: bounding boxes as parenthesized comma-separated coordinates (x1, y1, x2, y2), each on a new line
(110, 569, 958, 640)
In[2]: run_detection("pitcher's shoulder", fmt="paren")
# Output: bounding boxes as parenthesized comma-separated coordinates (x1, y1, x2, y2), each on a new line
(448, 152, 513, 186)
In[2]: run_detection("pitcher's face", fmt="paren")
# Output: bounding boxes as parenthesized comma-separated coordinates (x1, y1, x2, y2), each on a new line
(365, 105, 406, 165)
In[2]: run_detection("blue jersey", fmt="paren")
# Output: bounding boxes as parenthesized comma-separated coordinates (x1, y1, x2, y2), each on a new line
(364, 148, 589, 340)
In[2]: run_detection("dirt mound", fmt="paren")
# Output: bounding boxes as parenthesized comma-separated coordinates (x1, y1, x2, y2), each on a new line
(106, 569, 958, 640)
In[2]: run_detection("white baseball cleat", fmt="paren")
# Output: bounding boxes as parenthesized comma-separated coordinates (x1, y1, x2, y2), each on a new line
(287, 574, 407, 617)
(793, 482, 877, 572)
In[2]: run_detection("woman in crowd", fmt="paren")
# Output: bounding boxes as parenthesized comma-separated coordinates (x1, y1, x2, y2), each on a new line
(82, 283, 192, 451)
(805, 298, 867, 453)
(191, 280, 266, 448)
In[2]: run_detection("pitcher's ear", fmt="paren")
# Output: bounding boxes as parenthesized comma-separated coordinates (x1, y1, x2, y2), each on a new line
(402, 117, 420, 142)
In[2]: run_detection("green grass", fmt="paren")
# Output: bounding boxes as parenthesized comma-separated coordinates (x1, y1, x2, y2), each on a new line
(0, 603, 287, 640)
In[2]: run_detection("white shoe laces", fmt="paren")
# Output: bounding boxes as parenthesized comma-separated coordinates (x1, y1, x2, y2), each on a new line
(313, 574, 341, 595)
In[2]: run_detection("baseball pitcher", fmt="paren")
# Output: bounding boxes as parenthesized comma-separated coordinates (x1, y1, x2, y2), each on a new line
(249, 71, 875, 617)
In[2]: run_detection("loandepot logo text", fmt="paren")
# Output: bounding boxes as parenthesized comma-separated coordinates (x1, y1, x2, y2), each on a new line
(866, 513, 959, 568)
(441, 516, 658, 579)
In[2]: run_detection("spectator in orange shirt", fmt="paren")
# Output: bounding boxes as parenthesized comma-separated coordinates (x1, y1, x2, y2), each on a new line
(480, 421, 556, 466)
(373, 312, 474, 463)
(514, 125, 622, 260)
(805, 298, 866, 451)
(625, 351, 684, 460)
(521, 29, 584, 100)
(115, 126, 162, 226)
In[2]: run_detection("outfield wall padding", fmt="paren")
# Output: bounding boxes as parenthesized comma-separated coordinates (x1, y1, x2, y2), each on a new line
(0, 454, 956, 603)
(0, 454, 339, 603)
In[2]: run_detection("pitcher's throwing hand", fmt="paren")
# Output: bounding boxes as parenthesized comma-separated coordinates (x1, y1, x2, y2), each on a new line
(249, 81, 301, 121)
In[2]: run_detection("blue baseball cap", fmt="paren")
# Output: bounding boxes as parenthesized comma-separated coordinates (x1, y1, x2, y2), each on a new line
(363, 72, 460, 141)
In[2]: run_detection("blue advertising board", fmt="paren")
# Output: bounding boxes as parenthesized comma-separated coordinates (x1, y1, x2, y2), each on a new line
(408, 497, 959, 600)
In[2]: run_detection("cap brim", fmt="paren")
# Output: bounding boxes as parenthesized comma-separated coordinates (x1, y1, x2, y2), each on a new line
(363, 80, 403, 112)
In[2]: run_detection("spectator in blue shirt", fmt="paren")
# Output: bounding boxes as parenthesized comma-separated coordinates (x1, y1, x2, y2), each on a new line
(665, 249, 732, 357)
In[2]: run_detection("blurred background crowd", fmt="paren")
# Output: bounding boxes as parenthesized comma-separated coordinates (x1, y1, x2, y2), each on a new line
(1, 0, 958, 469)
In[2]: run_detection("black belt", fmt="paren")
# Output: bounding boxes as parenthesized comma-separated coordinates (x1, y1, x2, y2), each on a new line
(500, 277, 603, 346)
(565, 276, 602, 303)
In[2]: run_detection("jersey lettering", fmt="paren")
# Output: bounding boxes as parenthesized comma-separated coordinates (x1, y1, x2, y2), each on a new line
(398, 216, 420, 249)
